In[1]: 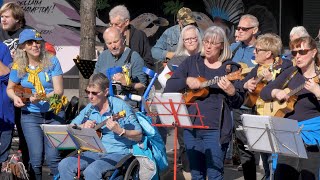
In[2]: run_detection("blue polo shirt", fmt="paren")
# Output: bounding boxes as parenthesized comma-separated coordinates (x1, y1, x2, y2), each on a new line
(9, 56, 63, 112)
(0, 42, 14, 130)
(230, 42, 256, 68)
(71, 96, 142, 154)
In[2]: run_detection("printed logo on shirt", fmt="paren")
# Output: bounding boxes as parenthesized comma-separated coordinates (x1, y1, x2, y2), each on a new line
(3, 38, 19, 51)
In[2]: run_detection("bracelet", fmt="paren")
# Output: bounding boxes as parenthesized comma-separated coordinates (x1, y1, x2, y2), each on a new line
(119, 128, 126, 136)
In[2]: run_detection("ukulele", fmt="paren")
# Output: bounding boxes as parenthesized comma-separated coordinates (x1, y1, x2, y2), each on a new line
(263, 75, 319, 117)
(183, 69, 244, 103)
(243, 58, 282, 108)
(14, 85, 46, 102)
(95, 110, 126, 138)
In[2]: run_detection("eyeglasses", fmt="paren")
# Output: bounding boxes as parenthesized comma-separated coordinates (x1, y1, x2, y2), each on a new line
(25, 40, 42, 46)
(85, 89, 102, 96)
(255, 48, 269, 53)
(183, 37, 198, 43)
(236, 26, 255, 32)
(202, 40, 223, 46)
(291, 49, 311, 56)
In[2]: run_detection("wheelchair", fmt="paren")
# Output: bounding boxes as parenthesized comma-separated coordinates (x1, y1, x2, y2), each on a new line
(76, 154, 140, 180)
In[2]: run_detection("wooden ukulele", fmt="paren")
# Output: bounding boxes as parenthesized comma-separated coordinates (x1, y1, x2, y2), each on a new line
(183, 69, 244, 103)
(14, 85, 46, 102)
(263, 76, 319, 117)
(243, 58, 282, 108)
(95, 110, 126, 138)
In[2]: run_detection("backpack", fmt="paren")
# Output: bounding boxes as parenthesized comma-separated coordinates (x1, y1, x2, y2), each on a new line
(64, 96, 79, 124)
(134, 111, 168, 173)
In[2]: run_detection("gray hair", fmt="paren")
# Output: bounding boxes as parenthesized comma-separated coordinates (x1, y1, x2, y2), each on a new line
(109, 5, 130, 21)
(200, 26, 232, 62)
(289, 26, 310, 39)
(88, 73, 109, 91)
(240, 14, 259, 27)
(175, 25, 203, 56)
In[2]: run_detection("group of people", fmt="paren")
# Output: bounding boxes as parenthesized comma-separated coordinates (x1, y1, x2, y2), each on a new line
(0, 2, 320, 180)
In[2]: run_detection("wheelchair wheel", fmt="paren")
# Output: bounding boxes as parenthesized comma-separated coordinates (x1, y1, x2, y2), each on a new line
(123, 158, 139, 180)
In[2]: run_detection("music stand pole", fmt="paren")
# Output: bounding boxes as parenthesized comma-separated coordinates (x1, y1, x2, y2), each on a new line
(168, 99, 180, 180)
(77, 149, 81, 179)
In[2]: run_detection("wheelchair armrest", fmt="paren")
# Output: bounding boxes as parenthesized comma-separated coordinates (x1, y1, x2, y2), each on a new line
(114, 154, 134, 168)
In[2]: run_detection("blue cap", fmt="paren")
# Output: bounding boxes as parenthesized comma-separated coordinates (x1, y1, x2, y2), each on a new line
(18, 29, 43, 45)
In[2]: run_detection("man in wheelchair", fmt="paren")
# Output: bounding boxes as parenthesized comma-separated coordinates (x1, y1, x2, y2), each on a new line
(58, 73, 144, 180)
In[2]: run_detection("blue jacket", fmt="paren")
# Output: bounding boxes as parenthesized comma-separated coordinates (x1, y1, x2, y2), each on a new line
(151, 25, 181, 62)
(164, 53, 244, 144)
(132, 112, 168, 180)
(0, 42, 14, 130)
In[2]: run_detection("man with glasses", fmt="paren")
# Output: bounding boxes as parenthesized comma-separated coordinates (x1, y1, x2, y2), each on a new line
(151, 7, 197, 63)
(58, 73, 143, 180)
(231, 14, 260, 179)
(108, 5, 154, 70)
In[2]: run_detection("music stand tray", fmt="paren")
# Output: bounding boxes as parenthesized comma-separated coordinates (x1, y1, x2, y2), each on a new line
(73, 58, 97, 79)
(239, 114, 307, 159)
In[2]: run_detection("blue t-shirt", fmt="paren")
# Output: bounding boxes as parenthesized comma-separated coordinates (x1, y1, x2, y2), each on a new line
(0, 41, 14, 130)
(9, 56, 63, 112)
(71, 96, 142, 154)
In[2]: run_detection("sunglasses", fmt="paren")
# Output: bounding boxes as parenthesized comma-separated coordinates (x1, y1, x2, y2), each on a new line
(85, 89, 102, 96)
(236, 26, 255, 32)
(25, 40, 42, 46)
(291, 49, 311, 56)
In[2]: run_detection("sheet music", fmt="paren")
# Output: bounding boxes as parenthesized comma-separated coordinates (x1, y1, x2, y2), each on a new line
(67, 126, 106, 153)
(41, 124, 76, 150)
(241, 114, 307, 159)
(152, 93, 193, 126)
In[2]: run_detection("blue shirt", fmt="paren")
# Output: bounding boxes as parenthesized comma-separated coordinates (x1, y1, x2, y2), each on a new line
(71, 96, 142, 154)
(9, 56, 63, 112)
(0, 42, 14, 130)
(151, 25, 181, 62)
(94, 48, 147, 86)
(230, 42, 256, 67)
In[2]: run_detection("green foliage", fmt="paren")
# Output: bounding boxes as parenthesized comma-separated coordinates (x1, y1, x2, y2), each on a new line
(163, 0, 184, 23)
(96, 0, 110, 10)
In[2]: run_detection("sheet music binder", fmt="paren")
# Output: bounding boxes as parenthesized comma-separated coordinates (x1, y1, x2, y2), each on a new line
(73, 56, 97, 79)
(240, 114, 307, 159)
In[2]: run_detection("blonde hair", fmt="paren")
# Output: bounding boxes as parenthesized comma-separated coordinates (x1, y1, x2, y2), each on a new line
(200, 26, 232, 62)
(0, 2, 25, 26)
(14, 45, 53, 77)
(256, 33, 282, 57)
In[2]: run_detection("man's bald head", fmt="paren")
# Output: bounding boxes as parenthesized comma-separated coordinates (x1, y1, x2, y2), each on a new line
(103, 27, 126, 57)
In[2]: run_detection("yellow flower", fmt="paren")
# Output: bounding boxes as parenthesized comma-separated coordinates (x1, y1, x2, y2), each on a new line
(61, 96, 68, 106)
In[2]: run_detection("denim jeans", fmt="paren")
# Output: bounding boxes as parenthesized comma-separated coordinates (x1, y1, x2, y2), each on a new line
(21, 110, 64, 180)
(0, 129, 13, 163)
(58, 151, 128, 180)
(184, 129, 229, 180)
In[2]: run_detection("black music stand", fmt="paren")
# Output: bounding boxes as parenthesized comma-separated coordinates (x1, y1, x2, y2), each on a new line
(73, 56, 97, 79)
